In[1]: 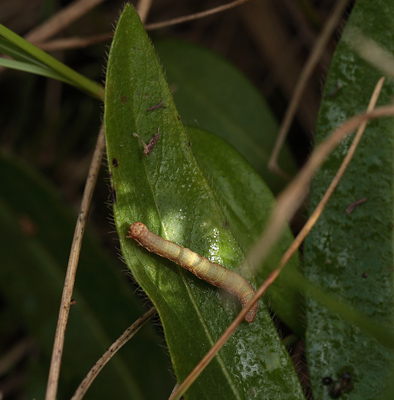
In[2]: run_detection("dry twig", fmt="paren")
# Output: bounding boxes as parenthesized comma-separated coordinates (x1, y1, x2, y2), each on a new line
(26, 0, 105, 44)
(145, 0, 250, 30)
(36, 33, 112, 51)
(44, 4, 154, 399)
(136, 0, 153, 24)
(45, 126, 105, 400)
(71, 307, 157, 400)
(21, 1, 252, 53)
(260, 77, 384, 282)
(268, 0, 351, 178)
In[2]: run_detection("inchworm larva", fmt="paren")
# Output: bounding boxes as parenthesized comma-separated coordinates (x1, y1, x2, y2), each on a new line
(127, 222, 258, 322)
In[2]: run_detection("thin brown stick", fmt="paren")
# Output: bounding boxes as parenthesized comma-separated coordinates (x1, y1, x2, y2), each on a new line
(248, 104, 394, 273)
(26, 0, 105, 44)
(268, 0, 351, 178)
(26, 1, 250, 53)
(0, 337, 34, 376)
(145, 0, 250, 30)
(169, 96, 394, 400)
(268, 77, 384, 277)
(343, 26, 394, 81)
(169, 383, 180, 399)
(36, 33, 113, 52)
(44, 4, 154, 398)
(137, 0, 153, 24)
(71, 307, 157, 400)
(45, 126, 105, 400)
(44, 5, 151, 399)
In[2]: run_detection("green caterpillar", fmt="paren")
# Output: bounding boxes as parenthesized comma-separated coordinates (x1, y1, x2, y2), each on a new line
(127, 222, 258, 322)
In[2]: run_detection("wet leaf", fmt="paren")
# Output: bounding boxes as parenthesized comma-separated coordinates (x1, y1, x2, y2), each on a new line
(304, 1, 394, 398)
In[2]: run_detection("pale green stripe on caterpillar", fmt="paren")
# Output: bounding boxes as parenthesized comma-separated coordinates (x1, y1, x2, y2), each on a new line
(127, 222, 258, 323)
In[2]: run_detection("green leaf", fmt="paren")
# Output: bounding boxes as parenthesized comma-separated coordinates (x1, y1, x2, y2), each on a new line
(105, 5, 305, 399)
(0, 57, 75, 85)
(0, 151, 174, 399)
(155, 39, 297, 194)
(0, 24, 104, 99)
(304, 1, 394, 398)
(0, 37, 48, 66)
(187, 126, 304, 336)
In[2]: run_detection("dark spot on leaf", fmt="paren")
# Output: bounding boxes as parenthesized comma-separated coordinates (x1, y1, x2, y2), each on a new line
(341, 372, 351, 382)
(322, 377, 333, 386)
(112, 158, 118, 167)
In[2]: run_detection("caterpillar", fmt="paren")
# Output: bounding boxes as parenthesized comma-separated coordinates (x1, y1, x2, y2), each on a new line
(127, 222, 258, 323)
